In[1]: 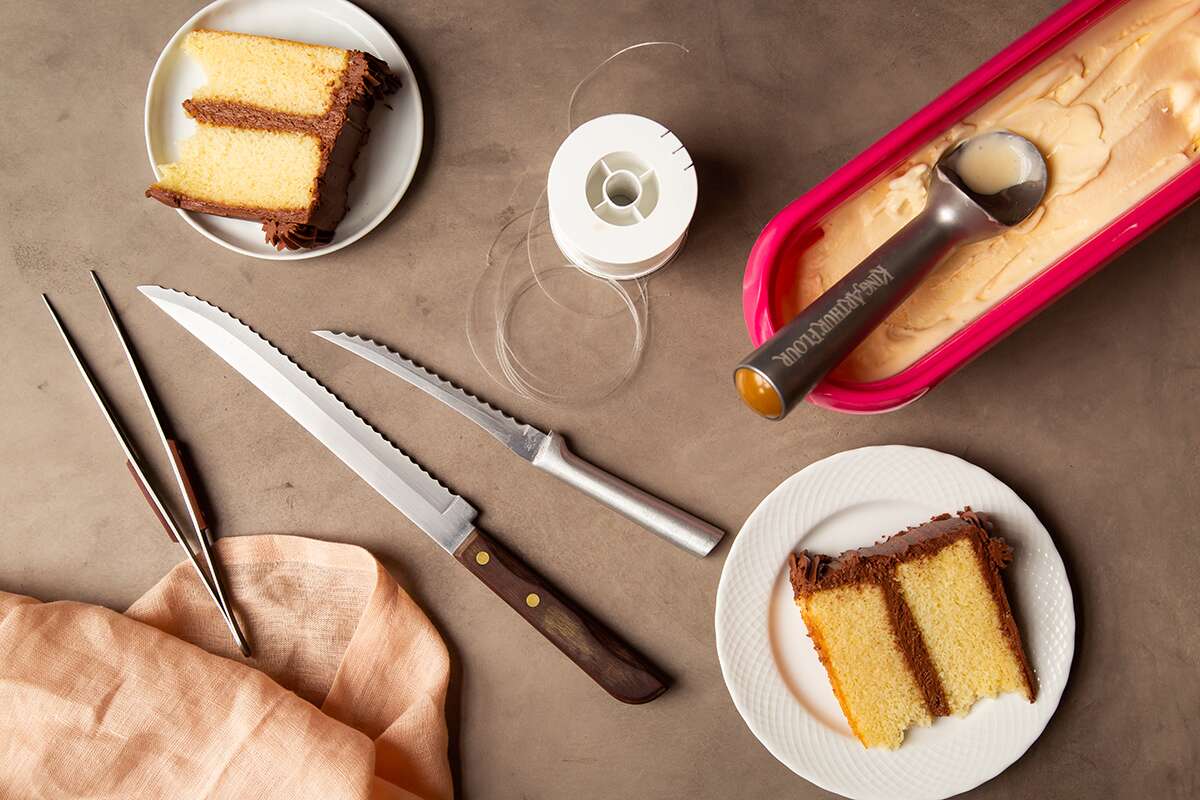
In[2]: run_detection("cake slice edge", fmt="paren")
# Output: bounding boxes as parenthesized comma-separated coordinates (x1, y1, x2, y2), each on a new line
(146, 32, 400, 250)
(787, 509, 1037, 748)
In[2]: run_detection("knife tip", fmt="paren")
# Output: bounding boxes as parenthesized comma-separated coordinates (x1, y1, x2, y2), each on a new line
(136, 285, 169, 301)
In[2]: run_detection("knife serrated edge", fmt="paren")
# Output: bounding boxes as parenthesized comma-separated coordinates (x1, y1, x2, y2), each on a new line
(313, 331, 546, 462)
(139, 286, 477, 550)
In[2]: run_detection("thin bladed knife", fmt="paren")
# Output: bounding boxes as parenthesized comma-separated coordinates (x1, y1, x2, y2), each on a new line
(311, 331, 725, 558)
(139, 286, 667, 704)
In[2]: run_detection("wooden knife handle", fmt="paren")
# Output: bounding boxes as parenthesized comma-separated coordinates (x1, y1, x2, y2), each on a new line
(455, 528, 668, 704)
(166, 439, 208, 532)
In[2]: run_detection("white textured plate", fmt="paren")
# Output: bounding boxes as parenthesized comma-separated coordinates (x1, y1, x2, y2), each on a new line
(715, 446, 1074, 800)
(144, 0, 423, 260)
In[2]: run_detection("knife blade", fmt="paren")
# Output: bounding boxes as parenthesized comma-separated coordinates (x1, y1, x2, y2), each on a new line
(139, 286, 667, 704)
(312, 331, 725, 557)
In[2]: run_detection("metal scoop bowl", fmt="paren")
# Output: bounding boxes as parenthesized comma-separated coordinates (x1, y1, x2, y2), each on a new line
(734, 130, 1048, 419)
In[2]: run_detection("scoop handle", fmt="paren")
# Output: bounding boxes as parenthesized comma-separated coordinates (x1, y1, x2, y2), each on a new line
(735, 211, 964, 419)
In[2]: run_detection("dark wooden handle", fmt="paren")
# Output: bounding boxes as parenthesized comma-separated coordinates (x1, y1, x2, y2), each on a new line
(166, 439, 208, 531)
(125, 460, 175, 542)
(455, 528, 668, 704)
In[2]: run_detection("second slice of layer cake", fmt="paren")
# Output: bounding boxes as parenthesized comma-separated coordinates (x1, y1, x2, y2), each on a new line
(147, 30, 398, 249)
(789, 510, 1035, 749)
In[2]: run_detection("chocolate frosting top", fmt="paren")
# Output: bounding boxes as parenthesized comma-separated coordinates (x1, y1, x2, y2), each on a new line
(789, 509, 1007, 595)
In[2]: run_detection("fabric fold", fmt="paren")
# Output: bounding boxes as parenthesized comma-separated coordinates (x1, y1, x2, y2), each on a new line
(0, 534, 452, 800)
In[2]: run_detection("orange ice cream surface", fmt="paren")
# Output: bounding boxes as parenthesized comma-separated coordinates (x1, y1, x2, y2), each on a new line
(793, 0, 1200, 382)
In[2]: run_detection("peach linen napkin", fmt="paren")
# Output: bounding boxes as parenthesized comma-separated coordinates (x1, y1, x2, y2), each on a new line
(0, 535, 452, 800)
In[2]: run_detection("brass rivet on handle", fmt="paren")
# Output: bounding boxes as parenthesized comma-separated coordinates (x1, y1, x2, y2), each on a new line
(475, 551, 490, 565)
(525, 593, 540, 608)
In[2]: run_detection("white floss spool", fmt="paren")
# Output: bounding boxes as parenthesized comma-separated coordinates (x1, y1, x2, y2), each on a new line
(547, 114, 697, 281)
(468, 43, 695, 407)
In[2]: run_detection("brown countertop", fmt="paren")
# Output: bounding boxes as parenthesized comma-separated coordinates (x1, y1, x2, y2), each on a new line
(1, 1, 1197, 797)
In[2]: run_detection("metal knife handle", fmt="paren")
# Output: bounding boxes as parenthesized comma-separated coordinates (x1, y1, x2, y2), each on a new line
(455, 527, 668, 704)
(531, 432, 724, 557)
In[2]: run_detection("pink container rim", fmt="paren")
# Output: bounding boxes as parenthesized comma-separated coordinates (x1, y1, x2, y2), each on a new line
(742, 0, 1200, 414)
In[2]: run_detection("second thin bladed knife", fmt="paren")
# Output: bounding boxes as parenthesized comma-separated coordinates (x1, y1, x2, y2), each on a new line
(313, 331, 725, 557)
(139, 286, 667, 705)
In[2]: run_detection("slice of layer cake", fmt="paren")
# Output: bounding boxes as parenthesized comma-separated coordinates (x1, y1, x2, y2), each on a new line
(146, 29, 399, 249)
(788, 509, 1035, 749)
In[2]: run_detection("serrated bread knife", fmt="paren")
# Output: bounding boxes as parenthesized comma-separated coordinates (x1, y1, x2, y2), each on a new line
(139, 286, 667, 705)
(312, 332, 725, 558)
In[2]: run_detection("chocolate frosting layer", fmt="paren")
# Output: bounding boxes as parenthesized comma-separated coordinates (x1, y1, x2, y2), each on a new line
(788, 508, 1037, 720)
(147, 46, 399, 249)
(880, 569, 950, 717)
(143, 187, 308, 224)
(790, 511, 991, 594)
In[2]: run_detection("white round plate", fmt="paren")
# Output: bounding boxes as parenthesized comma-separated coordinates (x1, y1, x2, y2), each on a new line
(144, 0, 423, 260)
(715, 446, 1074, 800)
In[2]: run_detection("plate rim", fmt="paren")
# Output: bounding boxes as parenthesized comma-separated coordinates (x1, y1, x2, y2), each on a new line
(714, 444, 1075, 799)
(142, 0, 424, 261)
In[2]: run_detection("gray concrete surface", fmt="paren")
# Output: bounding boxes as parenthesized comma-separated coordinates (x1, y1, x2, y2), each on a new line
(2, 1, 1197, 797)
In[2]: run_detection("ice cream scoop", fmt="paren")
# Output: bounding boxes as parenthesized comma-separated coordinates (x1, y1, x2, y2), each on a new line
(734, 130, 1047, 419)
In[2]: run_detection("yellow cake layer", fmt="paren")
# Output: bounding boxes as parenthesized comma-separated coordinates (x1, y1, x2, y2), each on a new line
(800, 582, 931, 749)
(185, 29, 349, 117)
(153, 123, 319, 210)
(894, 538, 1031, 714)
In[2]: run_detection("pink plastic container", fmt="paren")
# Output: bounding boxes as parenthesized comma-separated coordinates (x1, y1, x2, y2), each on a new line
(742, 0, 1200, 413)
